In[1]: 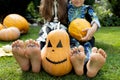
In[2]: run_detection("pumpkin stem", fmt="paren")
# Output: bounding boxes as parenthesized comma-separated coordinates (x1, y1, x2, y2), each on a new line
(2, 24, 7, 28)
(57, 22, 60, 30)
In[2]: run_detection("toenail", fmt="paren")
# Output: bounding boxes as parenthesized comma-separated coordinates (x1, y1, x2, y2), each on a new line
(28, 44, 35, 47)
(15, 45, 20, 48)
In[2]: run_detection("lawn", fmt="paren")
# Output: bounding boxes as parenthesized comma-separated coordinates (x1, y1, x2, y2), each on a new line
(0, 26, 120, 80)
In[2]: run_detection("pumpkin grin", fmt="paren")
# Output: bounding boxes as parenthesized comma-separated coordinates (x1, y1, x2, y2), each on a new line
(46, 57, 67, 64)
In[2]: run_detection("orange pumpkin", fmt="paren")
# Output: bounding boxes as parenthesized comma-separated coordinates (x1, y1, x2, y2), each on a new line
(68, 18, 91, 41)
(3, 14, 29, 34)
(0, 23, 4, 30)
(0, 27, 20, 41)
(41, 29, 72, 76)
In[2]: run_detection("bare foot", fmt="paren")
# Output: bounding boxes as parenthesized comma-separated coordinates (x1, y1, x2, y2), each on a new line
(70, 45, 86, 76)
(86, 47, 107, 78)
(12, 40, 30, 71)
(25, 39, 41, 73)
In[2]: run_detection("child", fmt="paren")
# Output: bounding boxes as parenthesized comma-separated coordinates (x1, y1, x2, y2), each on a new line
(36, 0, 68, 49)
(68, 0, 107, 78)
(12, 0, 68, 73)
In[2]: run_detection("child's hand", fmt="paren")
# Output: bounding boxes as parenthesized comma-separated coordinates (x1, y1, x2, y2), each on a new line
(81, 28, 93, 42)
(81, 23, 98, 42)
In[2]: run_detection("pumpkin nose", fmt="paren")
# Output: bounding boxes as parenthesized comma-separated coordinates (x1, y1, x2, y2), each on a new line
(52, 49, 55, 52)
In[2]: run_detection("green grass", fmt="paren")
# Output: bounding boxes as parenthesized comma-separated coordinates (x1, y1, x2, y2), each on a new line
(0, 26, 120, 80)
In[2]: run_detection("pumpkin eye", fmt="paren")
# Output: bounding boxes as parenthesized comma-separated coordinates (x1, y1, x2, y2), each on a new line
(56, 40, 63, 48)
(47, 40, 52, 47)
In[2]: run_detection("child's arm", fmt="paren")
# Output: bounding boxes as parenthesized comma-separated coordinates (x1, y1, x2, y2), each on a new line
(81, 6, 100, 42)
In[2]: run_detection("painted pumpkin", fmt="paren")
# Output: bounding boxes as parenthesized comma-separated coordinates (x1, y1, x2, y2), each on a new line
(0, 23, 4, 30)
(68, 18, 91, 41)
(41, 29, 72, 76)
(0, 27, 20, 41)
(3, 14, 29, 34)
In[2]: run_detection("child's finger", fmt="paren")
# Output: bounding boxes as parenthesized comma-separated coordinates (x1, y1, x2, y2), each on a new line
(82, 28, 90, 32)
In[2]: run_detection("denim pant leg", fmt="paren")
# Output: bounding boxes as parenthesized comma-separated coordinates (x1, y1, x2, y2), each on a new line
(83, 42, 92, 74)
(84, 42, 92, 63)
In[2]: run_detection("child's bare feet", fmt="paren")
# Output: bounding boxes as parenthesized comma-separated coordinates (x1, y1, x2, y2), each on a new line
(70, 45, 86, 76)
(12, 40, 30, 71)
(25, 39, 41, 73)
(86, 47, 107, 78)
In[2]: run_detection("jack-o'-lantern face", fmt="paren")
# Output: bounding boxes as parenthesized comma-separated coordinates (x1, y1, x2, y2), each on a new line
(46, 40, 67, 64)
(41, 29, 72, 76)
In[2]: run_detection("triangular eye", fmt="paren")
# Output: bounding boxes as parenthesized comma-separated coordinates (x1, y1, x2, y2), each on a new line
(57, 40, 63, 48)
(47, 40, 52, 47)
